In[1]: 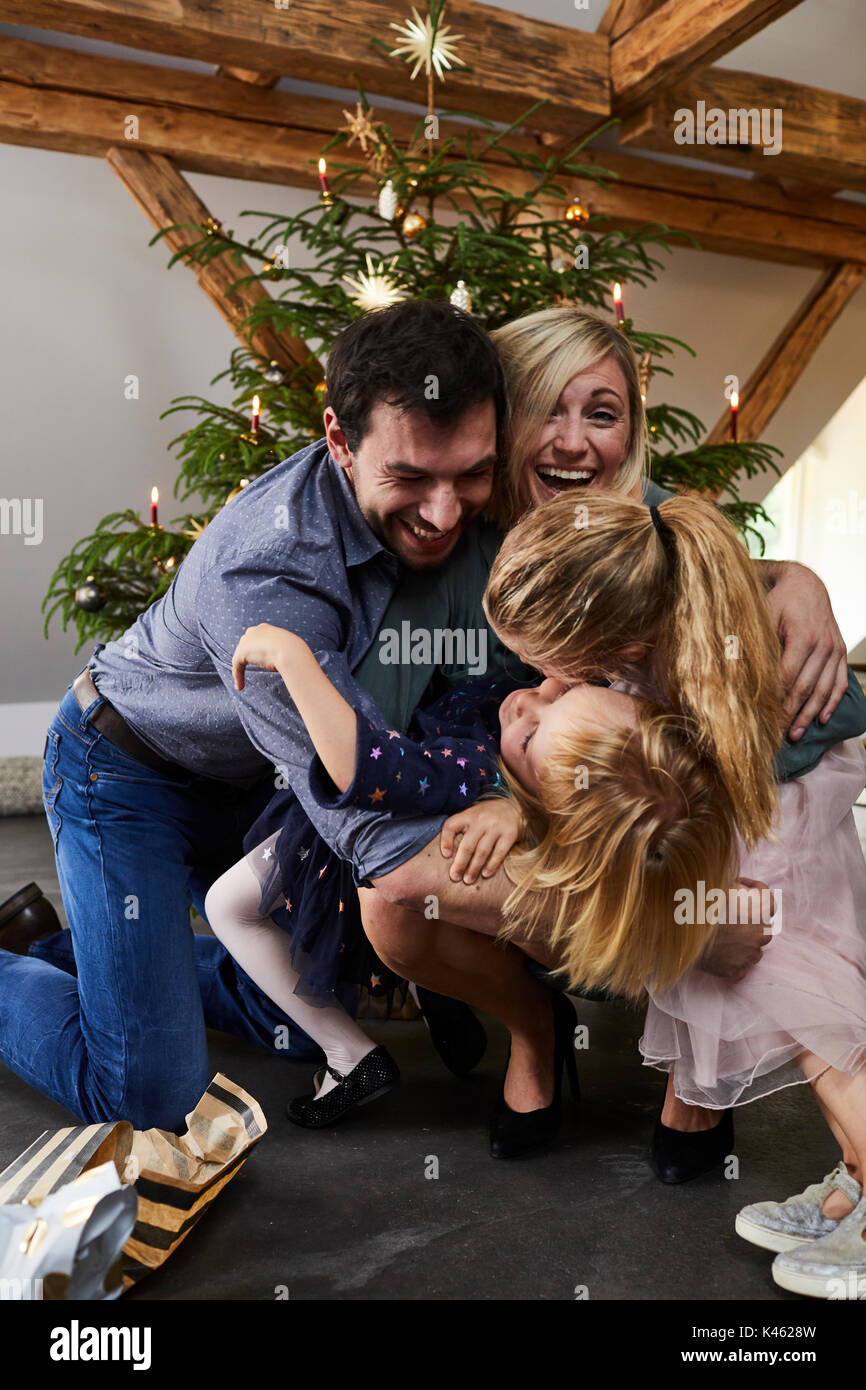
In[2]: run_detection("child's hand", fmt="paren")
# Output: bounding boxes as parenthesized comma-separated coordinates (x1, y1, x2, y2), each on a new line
(700, 877, 776, 980)
(440, 799, 522, 884)
(232, 624, 307, 690)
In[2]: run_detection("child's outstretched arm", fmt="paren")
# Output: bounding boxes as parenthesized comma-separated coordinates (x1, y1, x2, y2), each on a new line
(232, 623, 357, 793)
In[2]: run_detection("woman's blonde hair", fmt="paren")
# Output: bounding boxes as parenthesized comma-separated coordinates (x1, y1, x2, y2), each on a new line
(488, 306, 648, 528)
(484, 491, 783, 848)
(499, 706, 737, 1000)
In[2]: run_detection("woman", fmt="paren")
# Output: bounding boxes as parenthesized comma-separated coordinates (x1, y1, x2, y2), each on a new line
(488, 306, 650, 517)
(360, 305, 861, 1168)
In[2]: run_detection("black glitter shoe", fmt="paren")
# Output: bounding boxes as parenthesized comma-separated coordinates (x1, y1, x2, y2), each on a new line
(287, 1046, 400, 1129)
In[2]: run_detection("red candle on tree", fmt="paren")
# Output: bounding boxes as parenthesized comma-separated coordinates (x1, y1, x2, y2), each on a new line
(150, 486, 159, 526)
(318, 157, 330, 195)
(250, 394, 260, 435)
(730, 390, 739, 442)
(613, 282, 624, 324)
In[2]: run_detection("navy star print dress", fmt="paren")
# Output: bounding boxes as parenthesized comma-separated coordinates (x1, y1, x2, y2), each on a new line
(241, 674, 535, 1004)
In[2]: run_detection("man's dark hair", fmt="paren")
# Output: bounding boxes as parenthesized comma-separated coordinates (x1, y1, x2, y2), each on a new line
(325, 299, 506, 453)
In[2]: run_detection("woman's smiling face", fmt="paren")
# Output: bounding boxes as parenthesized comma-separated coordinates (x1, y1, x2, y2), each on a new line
(498, 677, 638, 796)
(518, 354, 633, 512)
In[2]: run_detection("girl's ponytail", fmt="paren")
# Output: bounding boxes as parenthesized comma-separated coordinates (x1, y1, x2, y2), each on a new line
(654, 497, 782, 845)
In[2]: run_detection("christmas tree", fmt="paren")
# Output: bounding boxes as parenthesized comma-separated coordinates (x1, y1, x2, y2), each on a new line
(43, 0, 780, 649)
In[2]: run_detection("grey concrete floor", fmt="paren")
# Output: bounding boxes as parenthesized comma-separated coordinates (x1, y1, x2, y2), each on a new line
(0, 814, 842, 1302)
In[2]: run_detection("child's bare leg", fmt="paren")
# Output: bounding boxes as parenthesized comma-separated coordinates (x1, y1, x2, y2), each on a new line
(800, 1049, 866, 1223)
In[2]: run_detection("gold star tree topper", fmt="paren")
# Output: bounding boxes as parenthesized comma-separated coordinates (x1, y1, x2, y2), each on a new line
(389, 4, 464, 81)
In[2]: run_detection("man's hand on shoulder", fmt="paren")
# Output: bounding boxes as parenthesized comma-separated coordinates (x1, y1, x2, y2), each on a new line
(759, 559, 848, 741)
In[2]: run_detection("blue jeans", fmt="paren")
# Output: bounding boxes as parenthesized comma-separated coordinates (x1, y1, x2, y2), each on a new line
(0, 684, 323, 1130)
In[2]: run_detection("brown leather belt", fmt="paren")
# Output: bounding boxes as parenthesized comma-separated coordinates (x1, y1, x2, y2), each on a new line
(72, 669, 185, 778)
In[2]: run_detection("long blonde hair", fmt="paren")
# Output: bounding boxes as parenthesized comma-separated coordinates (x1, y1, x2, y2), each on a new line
(499, 706, 738, 1000)
(484, 491, 783, 848)
(488, 307, 648, 528)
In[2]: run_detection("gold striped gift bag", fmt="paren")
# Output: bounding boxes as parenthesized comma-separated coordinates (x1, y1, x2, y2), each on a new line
(121, 1073, 266, 1289)
(0, 1074, 267, 1295)
(0, 1120, 133, 1206)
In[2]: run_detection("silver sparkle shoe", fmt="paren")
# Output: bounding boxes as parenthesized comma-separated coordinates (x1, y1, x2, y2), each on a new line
(735, 1162, 862, 1254)
(772, 1194, 866, 1299)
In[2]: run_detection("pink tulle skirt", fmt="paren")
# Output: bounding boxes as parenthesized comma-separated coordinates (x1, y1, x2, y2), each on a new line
(640, 738, 866, 1107)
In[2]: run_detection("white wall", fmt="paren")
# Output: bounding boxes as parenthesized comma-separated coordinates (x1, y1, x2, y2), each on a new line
(752, 376, 866, 660)
(0, 142, 310, 747)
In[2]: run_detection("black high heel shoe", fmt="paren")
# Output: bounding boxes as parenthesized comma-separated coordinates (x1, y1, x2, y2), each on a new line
(287, 1046, 399, 1129)
(414, 987, 487, 1077)
(489, 990, 580, 1159)
(650, 1101, 733, 1184)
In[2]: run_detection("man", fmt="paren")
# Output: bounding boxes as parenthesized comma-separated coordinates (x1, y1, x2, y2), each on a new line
(0, 301, 511, 1128)
(0, 300, 852, 1133)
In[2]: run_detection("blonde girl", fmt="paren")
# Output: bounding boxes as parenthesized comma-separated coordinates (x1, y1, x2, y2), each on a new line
(484, 489, 866, 1299)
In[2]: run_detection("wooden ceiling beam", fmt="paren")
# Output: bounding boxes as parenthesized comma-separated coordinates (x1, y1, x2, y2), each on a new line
(619, 67, 866, 192)
(610, 0, 804, 112)
(216, 69, 281, 89)
(557, 151, 866, 268)
(2, 45, 866, 271)
(0, 36, 361, 136)
(104, 146, 320, 376)
(0, 0, 610, 137)
(704, 262, 866, 443)
(750, 175, 843, 201)
(597, 0, 668, 40)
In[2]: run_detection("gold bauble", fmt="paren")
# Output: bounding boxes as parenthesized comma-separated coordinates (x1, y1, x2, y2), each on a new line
(402, 211, 427, 239)
(564, 197, 590, 224)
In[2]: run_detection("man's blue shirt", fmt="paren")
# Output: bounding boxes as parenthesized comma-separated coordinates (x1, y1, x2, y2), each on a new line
(91, 439, 455, 882)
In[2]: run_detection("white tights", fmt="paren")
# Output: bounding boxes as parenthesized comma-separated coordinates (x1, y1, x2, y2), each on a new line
(204, 857, 376, 1099)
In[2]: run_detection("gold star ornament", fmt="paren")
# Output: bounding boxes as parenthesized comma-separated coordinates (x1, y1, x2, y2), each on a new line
(181, 515, 211, 540)
(343, 254, 407, 313)
(389, 5, 464, 81)
(339, 101, 384, 155)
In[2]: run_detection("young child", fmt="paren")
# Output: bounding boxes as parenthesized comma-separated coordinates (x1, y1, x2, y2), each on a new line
(484, 489, 866, 1299)
(204, 646, 532, 1128)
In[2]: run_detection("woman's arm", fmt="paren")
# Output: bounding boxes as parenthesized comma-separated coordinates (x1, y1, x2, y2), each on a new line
(232, 624, 358, 792)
